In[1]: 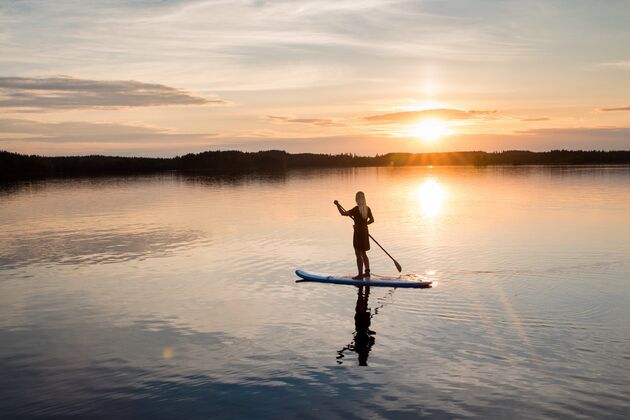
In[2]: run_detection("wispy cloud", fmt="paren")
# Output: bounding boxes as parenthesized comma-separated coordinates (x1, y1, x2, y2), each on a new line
(365, 108, 497, 123)
(0, 118, 217, 144)
(267, 115, 343, 127)
(180, 126, 630, 155)
(597, 61, 630, 70)
(0, 0, 540, 92)
(520, 117, 550, 122)
(0, 76, 224, 111)
(515, 126, 630, 138)
(599, 106, 630, 112)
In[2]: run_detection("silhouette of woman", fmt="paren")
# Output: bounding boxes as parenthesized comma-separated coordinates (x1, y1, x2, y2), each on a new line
(334, 191, 374, 279)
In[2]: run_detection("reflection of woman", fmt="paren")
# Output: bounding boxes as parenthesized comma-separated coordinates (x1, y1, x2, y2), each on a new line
(336, 286, 376, 366)
(334, 191, 374, 279)
(353, 286, 375, 366)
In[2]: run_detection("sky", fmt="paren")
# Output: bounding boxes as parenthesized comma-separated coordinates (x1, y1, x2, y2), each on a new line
(0, 0, 629, 157)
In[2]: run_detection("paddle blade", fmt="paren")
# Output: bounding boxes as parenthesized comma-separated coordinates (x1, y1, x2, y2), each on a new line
(394, 260, 402, 272)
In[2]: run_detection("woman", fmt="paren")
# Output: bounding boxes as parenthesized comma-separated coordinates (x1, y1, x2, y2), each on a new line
(334, 191, 374, 279)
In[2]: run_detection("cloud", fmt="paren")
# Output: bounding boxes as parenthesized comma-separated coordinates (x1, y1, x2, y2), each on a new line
(0, 118, 157, 137)
(597, 61, 630, 70)
(0, 76, 225, 111)
(520, 117, 550, 122)
(365, 108, 497, 123)
(3, 122, 629, 157)
(0, 0, 543, 94)
(0, 118, 217, 144)
(267, 115, 343, 127)
(513, 126, 630, 143)
(599, 106, 630, 112)
(195, 126, 630, 155)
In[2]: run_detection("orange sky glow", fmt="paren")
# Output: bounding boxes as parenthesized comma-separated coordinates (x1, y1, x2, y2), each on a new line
(0, 1, 629, 156)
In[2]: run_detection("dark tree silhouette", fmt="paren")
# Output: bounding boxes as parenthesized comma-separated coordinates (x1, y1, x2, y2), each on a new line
(2, 149, 629, 181)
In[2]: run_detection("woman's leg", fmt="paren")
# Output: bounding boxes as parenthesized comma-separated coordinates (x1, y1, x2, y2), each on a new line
(362, 251, 370, 276)
(354, 249, 364, 277)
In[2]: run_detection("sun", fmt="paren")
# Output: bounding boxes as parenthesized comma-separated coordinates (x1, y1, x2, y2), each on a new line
(408, 119, 453, 142)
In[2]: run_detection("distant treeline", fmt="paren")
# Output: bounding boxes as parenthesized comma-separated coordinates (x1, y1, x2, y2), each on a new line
(1, 149, 630, 181)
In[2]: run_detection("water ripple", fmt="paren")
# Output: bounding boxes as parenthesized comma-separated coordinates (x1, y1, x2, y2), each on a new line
(0, 226, 209, 270)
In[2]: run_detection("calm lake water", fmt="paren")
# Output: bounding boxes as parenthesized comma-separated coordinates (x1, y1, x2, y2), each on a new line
(1, 166, 629, 419)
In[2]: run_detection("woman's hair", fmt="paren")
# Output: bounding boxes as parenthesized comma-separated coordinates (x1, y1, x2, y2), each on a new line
(355, 191, 368, 219)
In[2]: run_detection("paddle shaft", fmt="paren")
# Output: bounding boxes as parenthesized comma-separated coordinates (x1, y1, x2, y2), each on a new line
(336, 202, 402, 272)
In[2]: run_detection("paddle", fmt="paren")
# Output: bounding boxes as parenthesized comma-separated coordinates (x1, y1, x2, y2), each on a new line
(335, 202, 403, 273)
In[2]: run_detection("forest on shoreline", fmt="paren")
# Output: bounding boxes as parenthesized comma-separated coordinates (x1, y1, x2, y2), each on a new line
(2, 149, 630, 181)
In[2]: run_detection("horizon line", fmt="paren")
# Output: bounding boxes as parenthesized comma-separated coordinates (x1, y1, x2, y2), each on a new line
(3, 148, 630, 160)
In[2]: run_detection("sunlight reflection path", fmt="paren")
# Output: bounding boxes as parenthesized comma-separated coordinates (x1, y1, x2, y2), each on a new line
(416, 177, 446, 219)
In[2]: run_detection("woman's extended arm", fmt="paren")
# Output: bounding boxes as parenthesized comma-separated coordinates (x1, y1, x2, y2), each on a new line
(334, 200, 349, 216)
(367, 208, 374, 225)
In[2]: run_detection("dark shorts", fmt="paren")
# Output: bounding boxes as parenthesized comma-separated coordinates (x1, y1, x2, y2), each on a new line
(353, 226, 370, 251)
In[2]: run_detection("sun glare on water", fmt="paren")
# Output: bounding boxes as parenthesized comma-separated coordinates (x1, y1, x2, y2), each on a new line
(409, 119, 453, 142)
(417, 178, 446, 219)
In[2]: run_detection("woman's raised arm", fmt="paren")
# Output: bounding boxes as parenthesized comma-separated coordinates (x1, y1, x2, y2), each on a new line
(334, 200, 349, 216)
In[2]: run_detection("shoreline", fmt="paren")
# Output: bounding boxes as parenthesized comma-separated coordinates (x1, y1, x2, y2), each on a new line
(2, 149, 630, 182)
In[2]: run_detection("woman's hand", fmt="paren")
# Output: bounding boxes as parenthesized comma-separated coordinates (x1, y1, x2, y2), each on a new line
(334, 200, 348, 216)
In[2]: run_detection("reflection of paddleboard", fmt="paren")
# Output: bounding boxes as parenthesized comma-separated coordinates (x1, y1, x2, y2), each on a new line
(295, 270, 434, 288)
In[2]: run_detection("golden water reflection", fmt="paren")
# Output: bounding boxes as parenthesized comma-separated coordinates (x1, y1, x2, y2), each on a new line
(416, 177, 446, 219)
